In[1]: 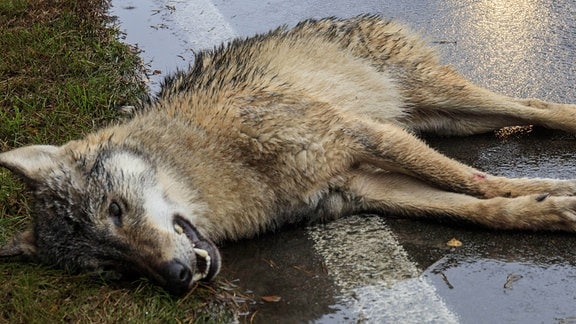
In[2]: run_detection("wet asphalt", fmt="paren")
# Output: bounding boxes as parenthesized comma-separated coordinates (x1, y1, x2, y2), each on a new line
(110, 1, 576, 322)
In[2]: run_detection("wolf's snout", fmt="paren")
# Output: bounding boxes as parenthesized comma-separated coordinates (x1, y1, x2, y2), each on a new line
(173, 215, 222, 283)
(162, 259, 192, 295)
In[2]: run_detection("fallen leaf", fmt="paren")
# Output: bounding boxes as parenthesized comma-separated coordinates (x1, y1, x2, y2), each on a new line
(446, 238, 462, 247)
(261, 295, 282, 303)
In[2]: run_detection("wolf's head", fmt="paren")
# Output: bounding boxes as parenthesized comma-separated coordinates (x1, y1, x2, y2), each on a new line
(0, 143, 221, 295)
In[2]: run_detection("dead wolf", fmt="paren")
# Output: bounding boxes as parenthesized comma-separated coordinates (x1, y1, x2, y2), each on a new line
(1, 15, 576, 295)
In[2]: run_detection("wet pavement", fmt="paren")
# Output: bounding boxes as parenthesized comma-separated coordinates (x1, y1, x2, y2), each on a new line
(110, 1, 576, 322)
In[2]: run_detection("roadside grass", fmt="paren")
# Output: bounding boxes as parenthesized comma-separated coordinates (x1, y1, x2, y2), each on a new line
(0, 0, 241, 322)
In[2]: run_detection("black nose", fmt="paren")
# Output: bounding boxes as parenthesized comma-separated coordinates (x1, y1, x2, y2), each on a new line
(162, 259, 192, 295)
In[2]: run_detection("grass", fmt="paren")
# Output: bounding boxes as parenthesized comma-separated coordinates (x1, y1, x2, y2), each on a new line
(0, 0, 242, 322)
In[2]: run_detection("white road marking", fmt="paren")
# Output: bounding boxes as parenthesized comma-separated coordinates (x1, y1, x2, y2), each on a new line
(170, 0, 238, 50)
(309, 215, 459, 323)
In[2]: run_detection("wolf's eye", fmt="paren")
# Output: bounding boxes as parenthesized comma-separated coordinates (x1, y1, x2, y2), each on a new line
(108, 202, 123, 226)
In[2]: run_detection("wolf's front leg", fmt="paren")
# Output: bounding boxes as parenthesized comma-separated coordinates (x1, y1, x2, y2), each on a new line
(348, 171, 576, 232)
(352, 121, 576, 198)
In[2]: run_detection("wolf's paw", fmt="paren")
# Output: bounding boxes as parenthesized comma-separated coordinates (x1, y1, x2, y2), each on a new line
(503, 195, 576, 232)
(546, 196, 576, 231)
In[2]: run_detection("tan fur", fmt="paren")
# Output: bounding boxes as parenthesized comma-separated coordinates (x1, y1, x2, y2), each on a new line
(2, 15, 576, 292)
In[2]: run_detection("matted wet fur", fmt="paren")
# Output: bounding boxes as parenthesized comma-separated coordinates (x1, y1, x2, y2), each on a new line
(2, 15, 576, 295)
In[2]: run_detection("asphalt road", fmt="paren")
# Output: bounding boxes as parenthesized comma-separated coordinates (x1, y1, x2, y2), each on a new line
(110, 1, 576, 322)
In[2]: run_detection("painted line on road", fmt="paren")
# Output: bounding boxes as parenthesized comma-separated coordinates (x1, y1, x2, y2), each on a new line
(171, 0, 238, 51)
(308, 215, 459, 323)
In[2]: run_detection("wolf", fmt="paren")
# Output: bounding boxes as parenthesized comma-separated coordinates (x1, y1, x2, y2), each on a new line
(1, 15, 576, 295)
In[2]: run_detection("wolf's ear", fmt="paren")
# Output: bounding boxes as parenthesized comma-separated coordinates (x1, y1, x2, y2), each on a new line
(0, 145, 61, 185)
(0, 229, 37, 257)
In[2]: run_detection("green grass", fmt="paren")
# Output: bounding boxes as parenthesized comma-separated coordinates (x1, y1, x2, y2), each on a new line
(0, 0, 241, 322)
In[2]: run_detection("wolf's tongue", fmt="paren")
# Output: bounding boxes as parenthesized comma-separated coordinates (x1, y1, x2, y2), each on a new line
(173, 215, 221, 282)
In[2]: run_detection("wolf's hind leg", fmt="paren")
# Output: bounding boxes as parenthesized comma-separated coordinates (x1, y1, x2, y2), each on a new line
(395, 66, 576, 136)
(348, 170, 576, 232)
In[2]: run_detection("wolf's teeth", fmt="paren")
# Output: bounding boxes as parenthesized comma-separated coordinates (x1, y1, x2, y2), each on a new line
(174, 224, 184, 234)
(191, 248, 211, 281)
(194, 248, 209, 259)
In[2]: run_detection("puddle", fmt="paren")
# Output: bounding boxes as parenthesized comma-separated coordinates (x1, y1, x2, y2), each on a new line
(219, 227, 341, 322)
(426, 257, 576, 323)
(109, 0, 576, 322)
(388, 215, 576, 324)
(221, 216, 459, 323)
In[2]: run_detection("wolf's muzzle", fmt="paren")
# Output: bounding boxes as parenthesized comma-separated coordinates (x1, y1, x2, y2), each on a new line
(169, 215, 221, 293)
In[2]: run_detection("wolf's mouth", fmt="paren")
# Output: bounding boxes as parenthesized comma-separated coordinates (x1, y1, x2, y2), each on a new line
(173, 215, 221, 283)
